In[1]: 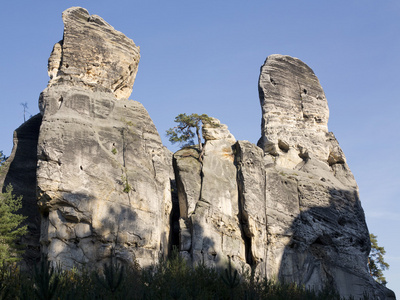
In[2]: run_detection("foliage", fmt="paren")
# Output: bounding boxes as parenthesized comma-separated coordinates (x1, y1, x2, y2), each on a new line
(95, 257, 125, 296)
(0, 151, 6, 165)
(221, 257, 240, 300)
(33, 257, 61, 300)
(0, 184, 28, 264)
(0, 251, 372, 300)
(166, 113, 217, 161)
(121, 174, 132, 193)
(368, 233, 389, 285)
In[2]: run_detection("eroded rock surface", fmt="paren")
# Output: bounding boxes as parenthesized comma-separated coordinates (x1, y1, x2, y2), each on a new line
(174, 119, 246, 268)
(36, 7, 172, 269)
(1, 8, 394, 298)
(257, 55, 393, 299)
(172, 55, 395, 299)
(46, 7, 140, 100)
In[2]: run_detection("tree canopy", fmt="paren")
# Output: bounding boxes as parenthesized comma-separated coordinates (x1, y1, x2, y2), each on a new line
(368, 233, 389, 286)
(166, 113, 217, 161)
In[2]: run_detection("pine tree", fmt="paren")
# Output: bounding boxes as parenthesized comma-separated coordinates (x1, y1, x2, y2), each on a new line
(368, 233, 389, 286)
(0, 185, 27, 264)
(0, 151, 27, 264)
(166, 113, 218, 162)
(0, 151, 5, 165)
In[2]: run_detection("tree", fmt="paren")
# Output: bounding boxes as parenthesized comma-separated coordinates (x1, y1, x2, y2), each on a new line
(0, 152, 27, 264)
(0, 184, 27, 264)
(166, 113, 217, 162)
(0, 151, 6, 165)
(368, 233, 389, 286)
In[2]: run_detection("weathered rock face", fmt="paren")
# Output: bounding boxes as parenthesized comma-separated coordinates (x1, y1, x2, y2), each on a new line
(173, 56, 395, 299)
(1, 7, 394, 298)
(36, 7, 172, 269)
(174, 119, 247, 268)
(255, 55, 394, 299)
(46, 7, 140, 100)
(258, 54, 329, 165)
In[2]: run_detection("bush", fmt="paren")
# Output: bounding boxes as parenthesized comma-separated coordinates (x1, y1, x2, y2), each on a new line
(0, 253, 367, 300)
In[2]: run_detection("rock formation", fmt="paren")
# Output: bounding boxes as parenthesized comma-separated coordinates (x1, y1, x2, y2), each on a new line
(0, 7, 395, 299)
(256, 55, 393, 299)
(173, 56, 395, 299)
(35, 7, 173, 269)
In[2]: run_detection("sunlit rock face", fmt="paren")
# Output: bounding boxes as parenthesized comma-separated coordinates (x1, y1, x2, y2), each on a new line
(172, 56, 395, 299)
(258, 54, 330, 165)
(37, 7, 172, 269)
(256, 55, 394, 299)
(46, 7, 140, 100)
(1, 7, 394, 298)
(173, 119, 246, 268)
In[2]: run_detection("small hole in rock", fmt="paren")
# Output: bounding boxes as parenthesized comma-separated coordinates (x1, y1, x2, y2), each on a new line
(303, 89, 307, 94)
(80, 166, 83, 170)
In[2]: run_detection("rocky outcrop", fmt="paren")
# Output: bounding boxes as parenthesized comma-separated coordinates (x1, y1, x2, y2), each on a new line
(173, 56, 395, 299)
(46, 7, 140, 100)
(1, 7, 394, 299)
(255, 55, 394, 299)
(174, 119, 246, 267)
(36, 7, 172, 269)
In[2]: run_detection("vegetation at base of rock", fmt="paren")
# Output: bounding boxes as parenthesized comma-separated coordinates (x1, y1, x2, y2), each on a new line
(0, 151, 6, 165)
(0, 185, 28, 264)
(368, 233, 389, 286)
(0, 252, 371, 300)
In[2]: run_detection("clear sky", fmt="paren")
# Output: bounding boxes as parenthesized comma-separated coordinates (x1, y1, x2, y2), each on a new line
(0, 0, 399, 295)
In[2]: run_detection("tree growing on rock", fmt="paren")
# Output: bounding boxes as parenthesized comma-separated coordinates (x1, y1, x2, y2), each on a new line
(368, 233, 389, 286)
(166, 113, 217, 162)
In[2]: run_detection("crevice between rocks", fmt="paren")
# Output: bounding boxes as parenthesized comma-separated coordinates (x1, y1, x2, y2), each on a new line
(234, 142, 256, 268)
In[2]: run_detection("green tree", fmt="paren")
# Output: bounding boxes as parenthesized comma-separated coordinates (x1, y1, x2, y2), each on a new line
(166, 113, 217, 162)
(0, 151, 6, 164)
(368, 233, 389, 286)
(0, 150, 27, 264)
(0, 185, 27, 264)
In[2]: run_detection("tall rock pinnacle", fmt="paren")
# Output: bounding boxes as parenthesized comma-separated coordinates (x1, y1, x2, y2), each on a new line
(258, 54, 330, 166)
(0, 7, 394, 299)
(46, 7, 140, 100)
(36, 7, 173, 269)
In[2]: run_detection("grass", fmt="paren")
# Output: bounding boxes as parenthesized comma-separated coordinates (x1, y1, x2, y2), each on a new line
(0, 251, 370, 300)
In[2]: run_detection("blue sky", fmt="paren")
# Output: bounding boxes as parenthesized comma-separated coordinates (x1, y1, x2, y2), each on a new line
(1, 1, 399, 295)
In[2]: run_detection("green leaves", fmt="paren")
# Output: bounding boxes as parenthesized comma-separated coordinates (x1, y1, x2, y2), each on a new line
(368, 233, 389, 286)
(0, 184, 27, 264)
(166, 113, 214, 148)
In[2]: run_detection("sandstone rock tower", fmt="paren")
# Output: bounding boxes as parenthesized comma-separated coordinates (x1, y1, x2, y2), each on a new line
(37, 7, 173, 268)
(0, 7, 395, 299)
(173, 55, 395, 299)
